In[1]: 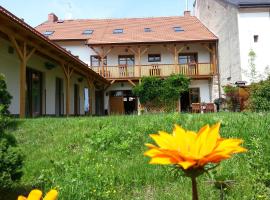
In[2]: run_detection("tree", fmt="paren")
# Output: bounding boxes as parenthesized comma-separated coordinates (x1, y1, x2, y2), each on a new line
(247, 49, 259, 83)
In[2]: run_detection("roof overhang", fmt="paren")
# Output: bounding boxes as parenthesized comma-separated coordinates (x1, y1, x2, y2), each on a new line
(0, 6, 109, 85)
(87, 39, 218, 46)
(239, 3, 270, 8)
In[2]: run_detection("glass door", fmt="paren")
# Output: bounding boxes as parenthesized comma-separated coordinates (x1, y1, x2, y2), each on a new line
(118, 55, 135, 77)
(26, 68, 43, 117)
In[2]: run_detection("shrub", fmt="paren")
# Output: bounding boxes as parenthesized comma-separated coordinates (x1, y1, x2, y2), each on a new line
(0, 76, 23, 189)
(133, 74, 190, 111)
(250, 77, 270, 111)
(0, 74, 12, 115)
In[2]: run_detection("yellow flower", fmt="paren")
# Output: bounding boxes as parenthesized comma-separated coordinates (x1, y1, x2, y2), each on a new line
(18, 189, 58, 200)
(144, 123, 247, 170)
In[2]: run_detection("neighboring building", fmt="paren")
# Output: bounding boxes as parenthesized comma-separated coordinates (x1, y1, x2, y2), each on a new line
(0, 6, 108, 118)
(194, 0, 270, 85)
(36, 11, 220, 115)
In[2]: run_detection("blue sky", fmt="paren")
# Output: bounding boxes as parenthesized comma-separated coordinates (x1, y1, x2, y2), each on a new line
(0, 0, 194, 27)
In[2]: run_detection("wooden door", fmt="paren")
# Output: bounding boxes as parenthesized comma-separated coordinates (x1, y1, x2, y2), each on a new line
(110, 96, 124, 115)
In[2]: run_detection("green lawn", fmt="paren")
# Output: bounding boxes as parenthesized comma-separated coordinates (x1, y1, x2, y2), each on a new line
(3, 113, 270, 200)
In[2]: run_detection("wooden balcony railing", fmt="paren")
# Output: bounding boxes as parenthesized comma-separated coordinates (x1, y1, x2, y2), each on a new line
(91, 63, 214, 79)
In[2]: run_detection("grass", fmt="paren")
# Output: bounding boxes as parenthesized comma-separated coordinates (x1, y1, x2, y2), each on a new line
(2, 113, 270, 200)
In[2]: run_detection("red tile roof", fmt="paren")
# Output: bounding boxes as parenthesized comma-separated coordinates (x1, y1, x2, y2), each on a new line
(36, 16, 217, 45)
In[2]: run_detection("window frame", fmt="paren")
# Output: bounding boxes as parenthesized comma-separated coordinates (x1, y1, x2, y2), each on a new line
(113, 29, 124, 34)
(118, 55, 135, 66)
(173, 27, 184, 32)
(144, 28, 152, 32)
(178, 53, 198, 64)
(82, 29, 94, 35)
(90, 55, 107, 67)
(43, 30, 54, 36)
(189, 88, 200, 104)
(148, 54, 161, 62)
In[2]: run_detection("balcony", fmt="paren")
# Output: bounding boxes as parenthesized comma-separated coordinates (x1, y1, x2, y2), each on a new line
(91, 63, 215, 79)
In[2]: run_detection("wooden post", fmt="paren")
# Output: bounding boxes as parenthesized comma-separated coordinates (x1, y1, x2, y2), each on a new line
(174, 45, 178, 73)
(9, 36, 36, 118)
(87, 77, 95, 115)
(61, 63, 73, 116)
(138, 46, 141, 77)
(212, 44, 217, 75)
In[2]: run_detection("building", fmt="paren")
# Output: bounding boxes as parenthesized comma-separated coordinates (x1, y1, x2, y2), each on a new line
(0, 6, 109, 118)
(36, 11, 220, 115)
(194, 0, 270, 85)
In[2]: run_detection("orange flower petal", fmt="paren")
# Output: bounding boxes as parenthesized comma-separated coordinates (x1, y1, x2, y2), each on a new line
(44, 189, 58, 200)
(17, 196, 27, 200)
(149, 156, 177, 165)
(27, 189, 43, 200)
(178, 161, 197, 170)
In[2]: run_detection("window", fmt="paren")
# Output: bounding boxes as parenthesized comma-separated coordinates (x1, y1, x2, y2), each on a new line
(83, 29, 94, 35)
(90, 56, 107, 67)
(43, 31, 54, 36)
(144, 28, 152, 32)
(189, 88, 200, 103)
(118, 55, 135, 66)
(174, 27, 184, 32)
(148, 54, 161, 62)
(254, 35, 259, 43)
(113, 29, 124, 34)
(179, 53, 197, 64)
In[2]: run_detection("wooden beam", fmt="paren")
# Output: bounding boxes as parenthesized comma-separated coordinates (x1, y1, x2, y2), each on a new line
(61, 63, 74, 116)
(1, 25, 93, 79)
(9, 35, 23, 60)
(87, 77, 95, 115)
(26, 47, 36, 62)
(128, 79, 136, 86)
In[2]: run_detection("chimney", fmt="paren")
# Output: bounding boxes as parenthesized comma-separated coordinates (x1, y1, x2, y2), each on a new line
(184, 11, 191, 17)
(48, 13, 58, 22)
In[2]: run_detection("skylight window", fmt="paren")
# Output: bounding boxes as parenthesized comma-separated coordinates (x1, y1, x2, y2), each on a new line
(82, 29, 94, 35)
(144, 28, 152, 32)
(43, 31, 54, 36)
(174, 27, 184, 32)
(113, 29, 124, 34)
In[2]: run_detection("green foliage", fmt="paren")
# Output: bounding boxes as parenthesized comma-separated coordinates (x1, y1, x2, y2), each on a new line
(0, 74, 12, 115)
(222, 85, 239, 111)
(0, 133, 24, 189)
(3, 113, 270, 199)
(0, 76, 23, 189)
(250, 77, 270, 111)
(133, 76, 163, 105)
(133, 74, 190, 110)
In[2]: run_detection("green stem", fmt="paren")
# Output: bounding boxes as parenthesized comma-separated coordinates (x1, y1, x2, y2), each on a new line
(191, 176, 199, 200)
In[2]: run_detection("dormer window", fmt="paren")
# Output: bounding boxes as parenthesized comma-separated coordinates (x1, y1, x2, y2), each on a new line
(144, 28, 152, 32)
(174, 27, 184, 32)
(82, 29, 94, 35)
(43, 31, 54, 36)
(254, 35, 259, 43)
(113, 29, 123, 34)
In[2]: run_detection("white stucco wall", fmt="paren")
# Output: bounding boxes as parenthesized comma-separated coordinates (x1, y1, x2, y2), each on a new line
(190, 80, 211, 103)
(238, 8, 270, 83)
(195, 0, 242, 86)
(0, 37, 88, 116)
(56, 41, 213, 113)
(56, 41, 91, 66)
